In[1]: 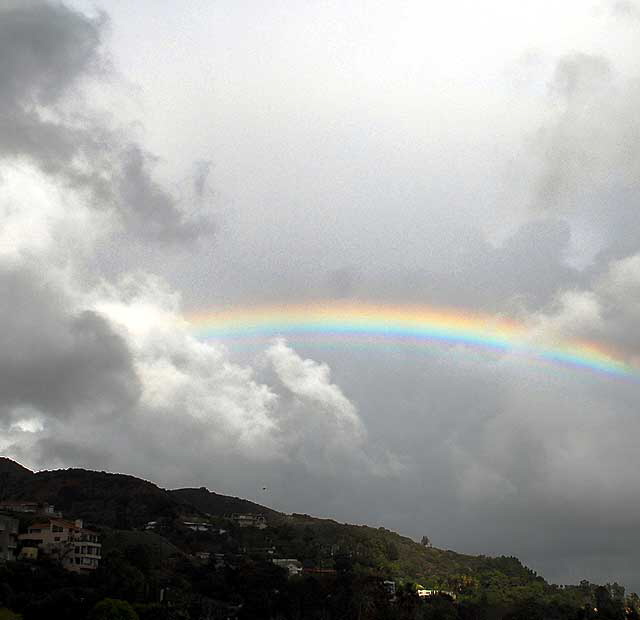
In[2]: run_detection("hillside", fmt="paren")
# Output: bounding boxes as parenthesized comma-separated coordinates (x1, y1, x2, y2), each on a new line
(0, 457, 34, 499)
(0, 457, 633, 620)
(0, 458, 540, 587)
(2, 466, 180, 529)
(0, 457, 33, 477)
(169, 487, 281, 521)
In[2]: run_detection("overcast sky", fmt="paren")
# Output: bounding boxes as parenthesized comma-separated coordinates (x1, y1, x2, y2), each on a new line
(2, 0, 640, 590)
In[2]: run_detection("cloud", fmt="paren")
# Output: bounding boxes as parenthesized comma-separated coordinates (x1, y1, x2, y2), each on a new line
(521, 47, 640, 270)
(519, 251, 640, 362)
(264, 338, 374, 472)
(0, 0, 213, 244)
(0, 2, 380, 497)
(3, 0, 640, 593)
(0, 265, 139, 424)
(0, 275, 390, 503)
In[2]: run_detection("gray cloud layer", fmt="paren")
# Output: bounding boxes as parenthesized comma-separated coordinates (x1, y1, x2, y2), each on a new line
(1, 0, 640, 593)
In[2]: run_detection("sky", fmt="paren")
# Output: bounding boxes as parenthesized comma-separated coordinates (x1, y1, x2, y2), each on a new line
(2, 0, 640, 590)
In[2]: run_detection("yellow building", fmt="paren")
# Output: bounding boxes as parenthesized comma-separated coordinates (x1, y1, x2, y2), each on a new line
(18, 547, 38, 560)
(18, 518, 101, 572)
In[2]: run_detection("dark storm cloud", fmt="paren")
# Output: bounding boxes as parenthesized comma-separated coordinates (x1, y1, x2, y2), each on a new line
(0, 1, 104, 106)
(0, 0, 213, 243)
(0, 266, 140, 421)
(117, 145, 209, 241)
(31, 436, 113, 471)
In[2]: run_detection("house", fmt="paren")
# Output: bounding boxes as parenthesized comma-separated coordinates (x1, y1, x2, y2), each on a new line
(183, 521, 215, 532)
(417, 588, 456, 599)
(0, 501, 59, 516)
(0, 501, 38, 513)
(230, 513, 267, 529)
(383, 580, 397, 599)
(18, 518, 101, 572)
(183, 521, 228, 534)
(0, 515, 19, 561)
(272, 558, 303, 577)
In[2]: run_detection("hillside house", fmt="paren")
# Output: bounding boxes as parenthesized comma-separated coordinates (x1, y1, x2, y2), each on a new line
(417, 588, 456, 599)
(18, 518, 101, 572)
(0, 515, 19, 561)
(230, 513, 267, 529)
(0, 501, 59, 516)
(183, 521, 217, 532)
(383, 580, 396, 598)
(272, 558, 303, 577)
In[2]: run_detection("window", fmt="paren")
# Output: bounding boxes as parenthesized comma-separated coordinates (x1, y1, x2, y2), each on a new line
(54, 537, 60, 542)
(75, 547, 80, 553)
(52, 525, 63, 533)
(75, 558, 80, 565)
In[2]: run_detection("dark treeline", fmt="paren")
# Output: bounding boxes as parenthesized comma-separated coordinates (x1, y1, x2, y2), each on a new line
(1, 534, 637, 620)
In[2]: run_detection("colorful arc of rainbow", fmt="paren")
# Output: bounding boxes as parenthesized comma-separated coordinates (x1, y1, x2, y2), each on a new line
(188, 303, 637, 380)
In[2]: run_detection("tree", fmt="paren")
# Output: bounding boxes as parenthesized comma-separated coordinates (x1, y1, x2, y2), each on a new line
(385, 541, 400, 561)
(421, 536, 431, 547)
(89, 598, 139, 620)
(594, 586, 625, 620)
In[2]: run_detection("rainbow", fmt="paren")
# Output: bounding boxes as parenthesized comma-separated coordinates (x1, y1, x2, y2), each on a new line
(188, 302, 637, 380)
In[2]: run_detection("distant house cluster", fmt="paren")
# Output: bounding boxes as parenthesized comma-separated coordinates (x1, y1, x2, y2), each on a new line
(0, 501, 61, 517)
(0, 501, 101, 573)
(182, 520, 227, 534)
(230, 513, 267, 529)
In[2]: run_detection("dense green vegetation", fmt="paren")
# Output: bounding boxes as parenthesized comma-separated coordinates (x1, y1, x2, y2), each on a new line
(0, 459, 637, 619)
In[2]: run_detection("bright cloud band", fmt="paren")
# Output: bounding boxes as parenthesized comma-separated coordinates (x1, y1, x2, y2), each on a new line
(188, 302, 637, 380)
